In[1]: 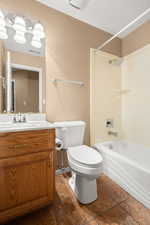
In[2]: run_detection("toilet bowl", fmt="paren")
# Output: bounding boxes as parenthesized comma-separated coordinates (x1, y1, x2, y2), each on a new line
(55, 121, 103, 204)
(67, 145, 103, 204)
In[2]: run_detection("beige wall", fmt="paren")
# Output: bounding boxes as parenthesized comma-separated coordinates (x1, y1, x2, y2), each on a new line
(90, 49, 122, 145)
(0, 0, 121, 144)
(121, 44, 150, 147)
(122, 20, 150, 56)
(12, 70, 39, 113)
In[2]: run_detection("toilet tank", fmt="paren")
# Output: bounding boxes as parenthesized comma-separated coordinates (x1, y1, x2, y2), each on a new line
(54, 121, 86, 148)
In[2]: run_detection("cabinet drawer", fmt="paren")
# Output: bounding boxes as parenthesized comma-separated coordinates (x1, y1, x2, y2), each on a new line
(0, 129, 55, 159)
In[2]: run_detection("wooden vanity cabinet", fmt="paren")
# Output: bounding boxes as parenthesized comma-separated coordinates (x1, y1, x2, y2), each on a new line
(0, 129, 55, 224)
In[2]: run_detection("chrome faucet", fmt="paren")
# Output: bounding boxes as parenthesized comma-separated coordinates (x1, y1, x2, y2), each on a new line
(13, 113, 26, 123)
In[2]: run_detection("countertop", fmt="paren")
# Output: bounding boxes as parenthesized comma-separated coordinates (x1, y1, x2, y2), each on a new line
(0, 122, 57, 133)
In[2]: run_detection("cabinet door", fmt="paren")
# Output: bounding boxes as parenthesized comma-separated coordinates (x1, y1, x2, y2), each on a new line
(0, 151, 54, 222)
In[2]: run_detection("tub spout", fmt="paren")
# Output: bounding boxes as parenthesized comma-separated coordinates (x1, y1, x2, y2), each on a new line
(108, 130, 118, 137)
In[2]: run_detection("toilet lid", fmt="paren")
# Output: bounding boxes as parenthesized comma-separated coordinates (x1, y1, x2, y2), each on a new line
(68, 145, 103, 167)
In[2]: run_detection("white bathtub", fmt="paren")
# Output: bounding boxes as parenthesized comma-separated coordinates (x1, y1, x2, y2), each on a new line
(94, 141, 150, 209)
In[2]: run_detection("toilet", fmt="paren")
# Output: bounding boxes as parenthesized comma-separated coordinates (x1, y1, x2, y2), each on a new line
(55, 121, 103, 204)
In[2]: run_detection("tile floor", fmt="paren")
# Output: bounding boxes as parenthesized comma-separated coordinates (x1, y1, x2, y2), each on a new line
(8, 174, 150, 225)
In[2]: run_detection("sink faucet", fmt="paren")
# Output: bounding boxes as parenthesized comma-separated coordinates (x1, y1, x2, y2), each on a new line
(13, 113, 26, 123)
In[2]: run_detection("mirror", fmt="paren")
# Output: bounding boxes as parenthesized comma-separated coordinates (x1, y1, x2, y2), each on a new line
(0, 11, 45, 113)
(11, 67, 40, 113)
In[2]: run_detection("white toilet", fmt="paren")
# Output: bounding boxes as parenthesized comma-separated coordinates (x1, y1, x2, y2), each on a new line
(55, 121, 103, 204)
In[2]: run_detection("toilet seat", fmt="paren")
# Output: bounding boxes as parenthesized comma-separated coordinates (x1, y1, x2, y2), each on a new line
(68, 145, 103, 168)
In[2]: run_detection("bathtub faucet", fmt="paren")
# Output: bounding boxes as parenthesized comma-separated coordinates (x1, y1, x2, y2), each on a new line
(108, 130, 118, 137)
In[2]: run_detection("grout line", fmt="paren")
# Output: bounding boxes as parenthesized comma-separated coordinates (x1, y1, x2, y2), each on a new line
(79, 199, 130, 225)
(80, 216, 98, 225)
(100, 198, 128, 216)
(120, 203, 141, 225)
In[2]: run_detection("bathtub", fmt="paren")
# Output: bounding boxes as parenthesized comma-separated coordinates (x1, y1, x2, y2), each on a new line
(93, 141, 150, 209)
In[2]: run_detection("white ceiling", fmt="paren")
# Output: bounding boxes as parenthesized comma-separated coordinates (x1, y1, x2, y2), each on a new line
(37, 0, 150, 38)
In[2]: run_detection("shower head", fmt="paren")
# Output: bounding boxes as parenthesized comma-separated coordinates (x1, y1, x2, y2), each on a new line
(109, 58, 123, 66)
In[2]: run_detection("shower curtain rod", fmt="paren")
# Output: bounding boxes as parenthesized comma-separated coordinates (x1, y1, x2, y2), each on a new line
(97, 8, 150, 51)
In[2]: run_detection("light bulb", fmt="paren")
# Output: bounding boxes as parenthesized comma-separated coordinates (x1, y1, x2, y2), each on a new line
(31, 36, 42, 48)
(0, 10, 8, 40)
(13, 16, 26, 44)
(13, 16, 26, 32)
(32, 23, 45, 39)
(14, 31, 26, 44)
(0, 16, 6, 26)
(0, 27, 8, 40)
(0, 10, 5, 19)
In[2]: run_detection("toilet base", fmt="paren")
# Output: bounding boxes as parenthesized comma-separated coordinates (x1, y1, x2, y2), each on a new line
(69, 173, 97, 204)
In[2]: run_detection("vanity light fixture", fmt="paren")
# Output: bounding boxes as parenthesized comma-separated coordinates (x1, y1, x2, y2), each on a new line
(0, 10, 8, 40)
(0, 9, 45, 48)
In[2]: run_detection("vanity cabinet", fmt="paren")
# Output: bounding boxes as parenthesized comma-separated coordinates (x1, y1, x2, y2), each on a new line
(0, 129, 55, 224)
